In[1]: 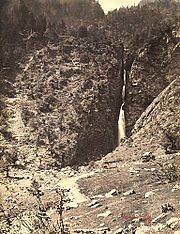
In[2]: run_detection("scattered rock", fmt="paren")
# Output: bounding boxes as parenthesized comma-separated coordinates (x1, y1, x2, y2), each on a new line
(129, 167, 140, 174)
(153, 223, 166, 232)
(61, 166, 72, 173)
(141, 152, 155, 162)
(99, 223, 105, 227)
(97, 210, 112, 218)
(66, 201, 78, 210)
(74, 229, 95, 234)
(69, 171, 76, 177)
(73, 227, 110, 234)
(135, 226, 151, 234)
(172, 184, 180, 192)
(166, 217, 179, 229)
(105, 189, 118, 198)
(150, 168, 156, 171)
(91, 203, 102, 208)
(90, 195, 104, 200)
(114, 228, 123, 234)
(135, 224, 166, 234)
(126, 224, 137, 233)
(87, 200, 101, 208)
(162, 203, 175, 213)
(123, 189, 136, 196)
(144, 191, 155, 198)
(97, 227, 110, 233)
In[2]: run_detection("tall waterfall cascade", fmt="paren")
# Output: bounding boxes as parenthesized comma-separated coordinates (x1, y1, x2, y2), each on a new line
(118, 69, 127, 144)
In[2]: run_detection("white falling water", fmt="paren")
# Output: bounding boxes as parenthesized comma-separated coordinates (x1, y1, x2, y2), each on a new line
(118, 102, 126, 144)
(118, 69, 127, 145)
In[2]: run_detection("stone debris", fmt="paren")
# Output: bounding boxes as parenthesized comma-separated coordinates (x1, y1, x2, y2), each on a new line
(143, 167, 156, 172)
(166, 217, 180, 229)
(97, 210, 112, 218)
(144, 191, 156, 198)
(135, 226, 151, 234)
(90, 195, 104, 200)
(150, 168, 156, 171)
(73, 227, 110, 234)
(114, 227, 124, 234)
(96, 227, 110, 233)
(153, 223, 166, 232)
(129, 167, 140, 174)
(124, 224, 137, 233)
(105, 189, 118, 198)
(172, 184, 180, 192)
(99, 223, 105, 227)
(135, 223, 166, 234)
(141, 152, 155, 162)
(123, 189, 136, 196)
(174, 231, 180, 234)
(162, 203, 175, 213)
(87, 200, 101, 208)
(66, 201, 79, 210)
(91, 203, 102, 208)
(74, 229, 95, 234)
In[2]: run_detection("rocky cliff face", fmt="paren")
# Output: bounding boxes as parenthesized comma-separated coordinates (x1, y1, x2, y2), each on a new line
(1, 34, 179, 169)
(126, 37, 179, 135)
(11, 38, 124, 168)
(132, 77, 180, 150)
(0, 2, 180, 233)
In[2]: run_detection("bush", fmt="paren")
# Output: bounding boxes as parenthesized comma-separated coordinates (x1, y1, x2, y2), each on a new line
(0, 146, 18, 177)
(78, 25, 88, 38)
(152, 162, 178, 183)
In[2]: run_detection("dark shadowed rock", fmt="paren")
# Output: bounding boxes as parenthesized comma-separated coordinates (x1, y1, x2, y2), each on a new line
(127, 39, 180, 136)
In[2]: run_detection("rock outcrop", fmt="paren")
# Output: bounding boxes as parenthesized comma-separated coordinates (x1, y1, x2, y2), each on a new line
(126, 37, 180, 135)
(132, 78, 180, 150)
(13, 38, 123, 168)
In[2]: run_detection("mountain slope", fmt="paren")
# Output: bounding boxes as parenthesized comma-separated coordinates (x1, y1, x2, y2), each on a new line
(126, 38, 180, 135)
(7, 38, 124, 168)
(132, 78, 180, 150)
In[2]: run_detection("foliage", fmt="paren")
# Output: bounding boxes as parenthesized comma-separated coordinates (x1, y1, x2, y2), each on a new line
(0, 0, 104, 68)
(0, 0, 179, 68)
(78, 25, 88, 38)
(0, 146, 18, 177)
(0, 181, 69, 234)
(152, 162, 178, 183)
(106, 0, 179, 51)
(161, 126, 180, 151)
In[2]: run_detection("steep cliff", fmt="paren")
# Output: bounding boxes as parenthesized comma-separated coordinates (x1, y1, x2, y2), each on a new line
(126, 37, 180, 135)
(8, 38, 123, 168)
(132, 78, 180, 150)
(0, 1, 180, 234)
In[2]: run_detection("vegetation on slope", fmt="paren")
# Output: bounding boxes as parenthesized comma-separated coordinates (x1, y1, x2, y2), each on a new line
(106, 0, 179, 52)
(0, 1, 179, 233)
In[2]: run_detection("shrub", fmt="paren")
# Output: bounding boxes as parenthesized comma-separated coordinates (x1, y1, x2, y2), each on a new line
(78, 25, 88, 38)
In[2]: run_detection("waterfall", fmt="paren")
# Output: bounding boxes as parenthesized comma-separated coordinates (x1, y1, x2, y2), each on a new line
(118, 69, 127, 144)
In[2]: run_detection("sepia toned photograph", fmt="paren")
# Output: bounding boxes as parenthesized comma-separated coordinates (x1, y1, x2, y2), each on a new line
(0, 0, 179, 233)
